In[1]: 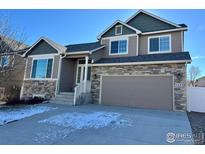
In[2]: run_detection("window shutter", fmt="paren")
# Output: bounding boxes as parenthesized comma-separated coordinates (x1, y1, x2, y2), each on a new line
(31, 60, 37, 78)
(46, 59, 53, 78)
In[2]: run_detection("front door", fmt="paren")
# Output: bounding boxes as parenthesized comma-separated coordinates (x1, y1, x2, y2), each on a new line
(76, 65, 91, 92)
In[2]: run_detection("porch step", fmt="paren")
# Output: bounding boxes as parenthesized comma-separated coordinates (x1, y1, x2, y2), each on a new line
(50, 92, 74, 105)
(49, 100, 74, 105)
(54, 97, 74, 102)
(55, 94, 74, 99)
(59, 92, 74, 96)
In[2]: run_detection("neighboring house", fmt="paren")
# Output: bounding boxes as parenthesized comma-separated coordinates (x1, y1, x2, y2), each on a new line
(21, 10, 191, 111)
(0, 36, 28, 100)
(195, 76, 205, 87)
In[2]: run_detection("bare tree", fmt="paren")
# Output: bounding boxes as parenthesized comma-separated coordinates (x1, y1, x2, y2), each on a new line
(0, 13, 28, 99)
(189, 65, 201, 87)
(0, 13, 27, 77)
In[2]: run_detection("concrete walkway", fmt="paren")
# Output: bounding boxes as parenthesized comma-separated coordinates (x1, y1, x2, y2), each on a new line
(0, 103, 194, 145)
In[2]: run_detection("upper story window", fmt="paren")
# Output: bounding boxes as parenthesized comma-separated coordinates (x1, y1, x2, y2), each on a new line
(149, 35, 171, 53)
(115, 25, 122, 35)
(1, 56, 9, 67)
(31, 58, 53, 79)
(110, 39, 128, 55)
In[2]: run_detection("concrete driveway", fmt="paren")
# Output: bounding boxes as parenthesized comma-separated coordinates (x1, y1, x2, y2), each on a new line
(0, 103, 193, 145)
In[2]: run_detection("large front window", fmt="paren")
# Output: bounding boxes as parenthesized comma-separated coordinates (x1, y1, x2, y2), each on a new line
(31, 59, 53, 79)
(149, 35, 170, 53)
(110, 39, 127, 54)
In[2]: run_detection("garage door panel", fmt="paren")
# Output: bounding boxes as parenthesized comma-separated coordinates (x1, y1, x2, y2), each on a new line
(101, 76, 173, 110)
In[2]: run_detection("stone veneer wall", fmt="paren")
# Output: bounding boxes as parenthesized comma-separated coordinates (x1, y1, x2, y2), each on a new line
(22, 80, 57, 99)
(91, 63, 187, 111)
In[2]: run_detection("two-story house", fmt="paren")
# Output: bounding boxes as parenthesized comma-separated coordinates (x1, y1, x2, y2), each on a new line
(21, 10, 191, 111)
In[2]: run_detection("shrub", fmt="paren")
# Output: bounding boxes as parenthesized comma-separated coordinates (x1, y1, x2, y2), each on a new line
(4, 85, 20, 102)
(5, 96, 47, 106)
(3, 85, 47, 106)
(25, 96, 46, 105)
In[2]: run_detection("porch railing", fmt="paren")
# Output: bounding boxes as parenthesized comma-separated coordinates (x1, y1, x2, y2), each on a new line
(73, 83, 82, 105)
(73, 81, 91, 105)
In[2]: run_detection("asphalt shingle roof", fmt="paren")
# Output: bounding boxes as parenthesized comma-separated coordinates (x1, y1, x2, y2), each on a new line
(94, 52, 191, 64)
(65, 41, 103, 52)
(43, 37, 67, 53)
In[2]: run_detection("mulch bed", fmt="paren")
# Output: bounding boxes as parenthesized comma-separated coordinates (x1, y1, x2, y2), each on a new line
(187, 112, 205, 145)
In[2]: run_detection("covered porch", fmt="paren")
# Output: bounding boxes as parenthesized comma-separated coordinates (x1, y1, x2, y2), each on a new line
(51, 41, 105, 105)
(56, 54, 92, 105)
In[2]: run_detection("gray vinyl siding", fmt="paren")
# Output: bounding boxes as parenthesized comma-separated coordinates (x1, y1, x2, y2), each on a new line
(94, 31, 183, 59)
(102, 24, 136, 38)
(127, 12, 176, 32)
(139, 31, 183, 55)
(101, 35, 137, 58)
(25, 57, 33, 78)
(59, 58, 77, 92)
(25, 55, 60, 79)
(90, 48, 105, 62)
(96, 31, 183, 59)
(52, 55, 60, 78)
(27, 40, 58, 56)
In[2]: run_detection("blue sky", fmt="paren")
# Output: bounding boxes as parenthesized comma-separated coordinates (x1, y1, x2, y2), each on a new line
(0, 9, 204, 77)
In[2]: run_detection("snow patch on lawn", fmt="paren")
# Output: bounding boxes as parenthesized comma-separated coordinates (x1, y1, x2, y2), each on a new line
(35, 111, 132, 143)
(0, 105, 56, 125)
(39, 111, 130, 129)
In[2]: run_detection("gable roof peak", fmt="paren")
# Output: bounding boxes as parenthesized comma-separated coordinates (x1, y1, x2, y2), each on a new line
(23, 36, 66, 57)
(97, 20, 141, 39)
(126, 9, 181, 28)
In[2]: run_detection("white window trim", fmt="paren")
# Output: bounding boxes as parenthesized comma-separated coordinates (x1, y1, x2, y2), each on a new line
(115, 25, 122, 35)
(109, 37, 129, 55)
(77, 58, 92, 65)
(30, 57, 54, 80)
(24, 78, 57, 81)
(148, 34, 172, 54)
(76, 59, 92, 84)
(0, 55, 10, 67)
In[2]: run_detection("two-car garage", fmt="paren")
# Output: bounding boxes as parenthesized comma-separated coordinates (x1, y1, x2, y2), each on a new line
(100, 75, 174, 111)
